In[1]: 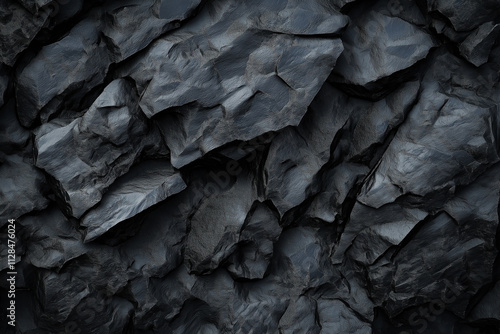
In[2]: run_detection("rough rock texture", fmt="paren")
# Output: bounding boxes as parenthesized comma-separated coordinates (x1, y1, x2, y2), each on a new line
(34, 78, 165, 219)
(0, 0, 51, 66)
(81, 159, 186, 242)
(1, 0, 500, 333)
(127, 0, 347, 168)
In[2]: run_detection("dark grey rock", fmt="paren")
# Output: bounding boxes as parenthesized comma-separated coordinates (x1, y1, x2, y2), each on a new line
(81, 159, 186, 242)
(119, 194, 191, 277)
(0, 64, 9, 107)
(3, 0, 500, 332)
(60, 295, 134, 334)
(264, 82, 352, 216)
(278, 296, 320, 334)
(469, 280, 500, 322)
(185, 168, 257, 274)
(332, 10, 434, 88)
(36, 271, 90, 324)
(0, 0, 51, 66)
(426, 0, 500, 32)
(358, 53, 500, 209)
(21, 208, 88, 269)
(271, 226, 336, 291)
(15, 17, 111, 127)
(226, 201, 281, 279)
(344, 80, 420, 161)
(101, 0, 182, 62)
(228, 279, 289, 334)
(332, 0, 357, 9)
(16, 0, 52, 14)
(0, 153, 49, 226)
(159, 0, 203, 21)
(459, 22, 500, 67)
(0, 99, 30, 154)
(124, 0, 346, 167)
(34, 79, 163, 219)
(316, 298, 371, 333)
(368, 212, 497, 318)
(304, 162, 369, 223)
(332, 201, 427, 264)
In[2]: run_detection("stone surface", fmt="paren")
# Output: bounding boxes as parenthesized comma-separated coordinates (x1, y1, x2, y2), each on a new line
(22, 208, 88, 269)
(263, 82, 352, 216)
(185, 168, 257, 274)
(332, 10, 434, 88)
(1, 0, 500, 333)
(16, 17, 111, 127)
(125, 0, 346, 167)
(426, 0, 500, 32)
(0, 64, 9, 107)
(0, 0, 51, 66)
(0, 154, 49, 226)
(81, 159, 186, 242)
(34, 79, 164, 219)
(459, 21, 500, 67)
(358, 52, 500, 209)
(226, 201, 281, 279)
(101, 0, 185, 62)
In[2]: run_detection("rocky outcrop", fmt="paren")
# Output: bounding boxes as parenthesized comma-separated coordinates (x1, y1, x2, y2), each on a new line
(2, 0, 500, 333)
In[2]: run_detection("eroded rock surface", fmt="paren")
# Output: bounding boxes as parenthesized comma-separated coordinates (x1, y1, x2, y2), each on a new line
(1, 0, 500, 333)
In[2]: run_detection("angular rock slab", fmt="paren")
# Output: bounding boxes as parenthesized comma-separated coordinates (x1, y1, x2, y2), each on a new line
(36, 272, 90, 324)
(316, 298, 371, 333)
(82, 159, 186, 242)
(332, 10, 433, 87)
(358, 54, 500, 209)
(469, 280, 500, 322)
(272, 226, 337, 291)
(16, 18, 111, 126)
(35, 78, 159, 219)
(124, 0, 346, 167)
(278, 296, 320, 334)
(459, 21, 500, 67)
(304, 162, 369, 223)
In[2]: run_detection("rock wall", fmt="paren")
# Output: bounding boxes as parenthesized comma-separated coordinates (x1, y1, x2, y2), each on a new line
(1, 0, 500, 333)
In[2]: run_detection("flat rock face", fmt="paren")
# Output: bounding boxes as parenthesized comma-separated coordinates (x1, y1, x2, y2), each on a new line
(2, 0, 500, 333)
(332, 10, 434, 88)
